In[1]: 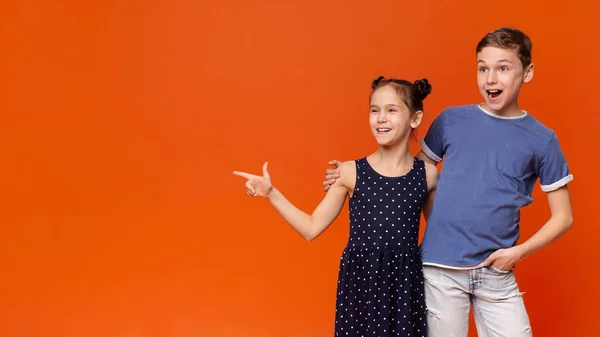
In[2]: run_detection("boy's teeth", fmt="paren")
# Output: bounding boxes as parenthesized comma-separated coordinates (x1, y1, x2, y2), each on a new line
(486, 89, 503, 98)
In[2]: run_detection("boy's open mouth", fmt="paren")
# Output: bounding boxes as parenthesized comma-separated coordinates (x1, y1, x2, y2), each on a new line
(486, 89, 503, 99)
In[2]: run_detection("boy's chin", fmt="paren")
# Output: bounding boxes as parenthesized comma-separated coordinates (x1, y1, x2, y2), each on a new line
(482, 100, 507, 113)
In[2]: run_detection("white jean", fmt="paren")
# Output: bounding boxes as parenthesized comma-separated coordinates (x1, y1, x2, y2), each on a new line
(423, 265, 532, 337)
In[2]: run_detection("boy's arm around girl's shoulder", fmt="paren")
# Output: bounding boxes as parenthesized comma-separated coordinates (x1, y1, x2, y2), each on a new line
(422, 161, 438, 221)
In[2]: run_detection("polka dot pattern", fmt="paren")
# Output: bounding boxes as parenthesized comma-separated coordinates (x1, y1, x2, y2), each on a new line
(334, 157, 428, 337)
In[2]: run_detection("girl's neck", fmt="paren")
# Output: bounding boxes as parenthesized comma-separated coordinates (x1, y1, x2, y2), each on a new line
(368, 144, 413, 176)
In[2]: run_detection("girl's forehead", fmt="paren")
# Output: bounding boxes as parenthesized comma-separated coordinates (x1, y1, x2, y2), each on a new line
(371, 86, 405, 104)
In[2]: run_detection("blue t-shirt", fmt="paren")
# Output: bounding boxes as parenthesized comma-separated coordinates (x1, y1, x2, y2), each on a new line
(419, 104, 573, 267)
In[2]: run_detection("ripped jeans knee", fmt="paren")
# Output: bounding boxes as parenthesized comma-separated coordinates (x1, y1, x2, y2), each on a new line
(425, 307, 440, 320)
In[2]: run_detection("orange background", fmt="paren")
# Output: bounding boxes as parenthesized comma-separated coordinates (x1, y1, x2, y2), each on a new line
(1, 0, 598, 336)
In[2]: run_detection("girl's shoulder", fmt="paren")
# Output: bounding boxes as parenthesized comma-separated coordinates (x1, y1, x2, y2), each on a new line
(338, 160, 358, 177)
(337, 160, 358, 190)
(422, 160, 439, 191)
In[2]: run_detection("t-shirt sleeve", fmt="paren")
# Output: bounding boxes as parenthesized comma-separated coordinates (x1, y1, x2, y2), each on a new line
(420, 110, 447, 162)
(538, 133, 573, 192)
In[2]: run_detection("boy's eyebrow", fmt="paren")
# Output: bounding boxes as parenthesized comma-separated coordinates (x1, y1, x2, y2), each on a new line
(477, 59, 514, 64)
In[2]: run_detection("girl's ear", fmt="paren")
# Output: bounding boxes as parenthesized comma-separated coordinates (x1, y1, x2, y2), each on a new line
(411, 110, 423, 129)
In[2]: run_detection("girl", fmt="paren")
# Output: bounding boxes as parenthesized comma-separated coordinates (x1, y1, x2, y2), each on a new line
(233, 76, 438, 337)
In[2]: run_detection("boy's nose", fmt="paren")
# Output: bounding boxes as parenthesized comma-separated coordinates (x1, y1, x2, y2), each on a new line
(486, 71, 498, 84)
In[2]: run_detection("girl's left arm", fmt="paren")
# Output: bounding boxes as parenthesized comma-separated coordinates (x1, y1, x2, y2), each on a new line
(422, 162, 439, 221)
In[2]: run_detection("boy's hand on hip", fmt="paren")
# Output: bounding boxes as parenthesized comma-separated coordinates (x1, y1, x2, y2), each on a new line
(481, 246, 525, 272)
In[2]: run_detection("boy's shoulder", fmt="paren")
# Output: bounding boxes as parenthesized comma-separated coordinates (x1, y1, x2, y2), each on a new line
(436, 104, 480, 121)
(440, 104, 479, 115)
(442, 103, 478, 112)
(521, 113, 562, 156)
(521, 112, 556, 136)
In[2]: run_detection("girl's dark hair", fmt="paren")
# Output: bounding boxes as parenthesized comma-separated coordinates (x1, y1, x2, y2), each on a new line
(371, 76, 432, 113)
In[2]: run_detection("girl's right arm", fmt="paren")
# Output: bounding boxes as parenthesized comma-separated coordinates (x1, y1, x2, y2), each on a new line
(234, 161, 355, 241)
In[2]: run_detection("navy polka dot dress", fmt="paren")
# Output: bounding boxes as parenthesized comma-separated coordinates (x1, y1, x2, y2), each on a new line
(334, 157, 428, 337)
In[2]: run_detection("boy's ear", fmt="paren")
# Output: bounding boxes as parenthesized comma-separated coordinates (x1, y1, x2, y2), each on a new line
(523, 63, 534, 83)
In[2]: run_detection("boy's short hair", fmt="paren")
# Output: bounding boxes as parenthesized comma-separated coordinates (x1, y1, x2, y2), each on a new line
(476, 27, 532, 68)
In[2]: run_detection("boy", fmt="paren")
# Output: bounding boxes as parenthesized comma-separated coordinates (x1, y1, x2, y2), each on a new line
(322, 27, 573, 336)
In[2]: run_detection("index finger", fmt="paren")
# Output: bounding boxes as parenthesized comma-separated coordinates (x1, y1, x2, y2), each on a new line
(328, 160, 342, 167)
(233, 171, 254, 180)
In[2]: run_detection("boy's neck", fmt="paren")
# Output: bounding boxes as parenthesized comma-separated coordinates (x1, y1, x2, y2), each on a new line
(479, 102, 527, 118)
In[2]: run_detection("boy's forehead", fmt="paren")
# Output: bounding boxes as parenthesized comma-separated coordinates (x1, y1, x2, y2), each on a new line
(477, 46, 519, 62)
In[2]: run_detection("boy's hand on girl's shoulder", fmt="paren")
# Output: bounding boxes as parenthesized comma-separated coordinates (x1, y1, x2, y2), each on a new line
(481, 245, 526, 272)
(323, 160, 341, 192)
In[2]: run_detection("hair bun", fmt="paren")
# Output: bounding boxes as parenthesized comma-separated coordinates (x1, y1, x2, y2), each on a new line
(371, 76, 387, 90)
(414, 79, 432, 100)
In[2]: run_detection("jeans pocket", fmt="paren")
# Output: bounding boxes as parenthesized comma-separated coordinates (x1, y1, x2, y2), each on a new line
(489, 265, 512, 275)
(482, 266, 519, 292)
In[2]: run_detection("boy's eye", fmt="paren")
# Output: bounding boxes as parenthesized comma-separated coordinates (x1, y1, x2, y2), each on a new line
(478, 67, 487, 72)
(500, 66, 509, 71)
(370, 109, 378, 113)
(389, 109, 397, 113)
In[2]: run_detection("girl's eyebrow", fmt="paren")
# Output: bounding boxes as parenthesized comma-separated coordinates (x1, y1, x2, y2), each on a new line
(370, 104, 401, 108)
